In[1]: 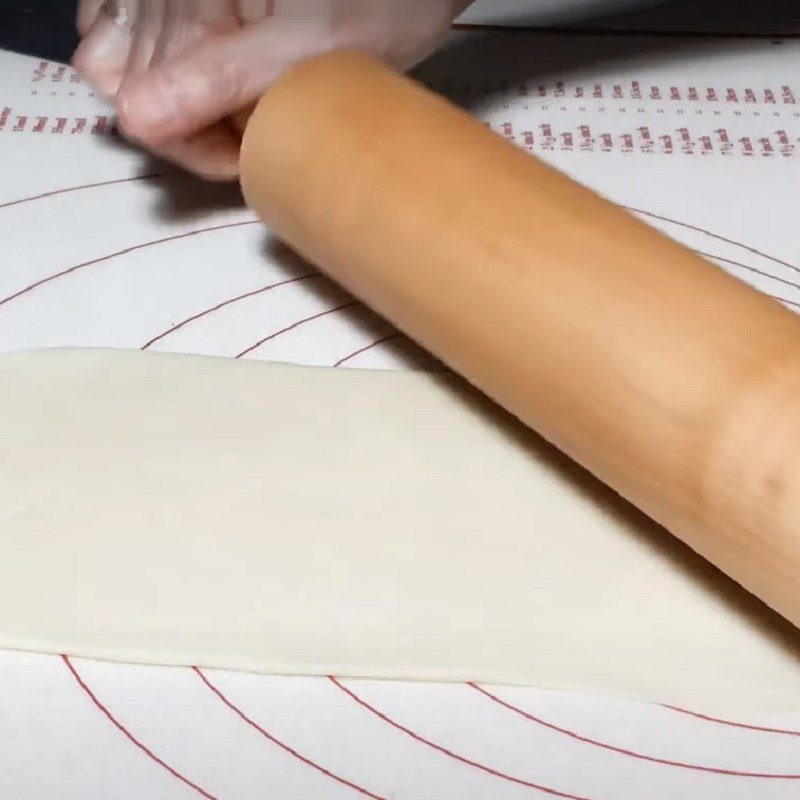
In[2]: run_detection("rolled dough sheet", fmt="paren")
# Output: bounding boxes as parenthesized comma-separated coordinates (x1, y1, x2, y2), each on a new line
(0, 348, 798, 715)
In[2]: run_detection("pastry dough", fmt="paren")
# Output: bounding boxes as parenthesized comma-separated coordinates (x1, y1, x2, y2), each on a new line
(0, 348, 797, 714)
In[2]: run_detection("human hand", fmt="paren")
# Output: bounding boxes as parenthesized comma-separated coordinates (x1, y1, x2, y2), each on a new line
(73, 1, 473, 180)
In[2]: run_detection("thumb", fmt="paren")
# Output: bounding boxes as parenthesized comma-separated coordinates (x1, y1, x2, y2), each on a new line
(116, 17, 334, 145)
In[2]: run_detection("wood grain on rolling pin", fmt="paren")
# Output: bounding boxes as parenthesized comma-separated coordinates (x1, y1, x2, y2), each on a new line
(239, 51, 800, 628)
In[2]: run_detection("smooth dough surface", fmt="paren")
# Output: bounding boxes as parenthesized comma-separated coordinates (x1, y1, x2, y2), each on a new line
(0, 348, 798, 714)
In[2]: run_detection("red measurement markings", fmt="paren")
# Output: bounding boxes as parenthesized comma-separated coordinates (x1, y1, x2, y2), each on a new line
(450, 63, 798, 107)
(506, 122, 792, 157)
(31, 61, 48, 82)
(62, 656, 219, 799)
(664, 704, 800, 737)
(330, 677, 597, 800)
(716, 128, 733, 154)
(235, 302, 358, 359)
(579, 125, 593, 151)
(141, 272, 320, 350)
(471, 684, 800, 779)
(522, 130, 535, 151)
(26, 63, 80, 87)
(637, 126, 653, 152)
(491, 77, 799, 106)
(195, 669, 387, 799)
(334, 334, 402, 367)
(0, 175, 165, 211)
(0, 113, 115, 135)
(696, 251, 800, 305)
(0, 220, 258, 309)
(777, 129, 796, 156)
(92, 116, 111, 135)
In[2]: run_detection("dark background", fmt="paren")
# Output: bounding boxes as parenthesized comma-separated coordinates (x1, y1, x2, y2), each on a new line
(0, 0, 80, 63)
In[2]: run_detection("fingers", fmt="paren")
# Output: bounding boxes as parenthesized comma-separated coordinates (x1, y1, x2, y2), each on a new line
(72, 11, 134, 98)
(150, 0, 240, 67)
(124, 0, 166, 75)
(375, 0, 465, 70)
(237, 0, 274, 23)
(127, 121, 243, 181)
(76, 0, 107, 37)
(116, 15, 323, 144)
(75, 0, 247, 181)
(75, 0, 461, 180)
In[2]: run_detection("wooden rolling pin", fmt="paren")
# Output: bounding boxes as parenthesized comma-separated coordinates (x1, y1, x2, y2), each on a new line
(239, 51, 800, 628)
